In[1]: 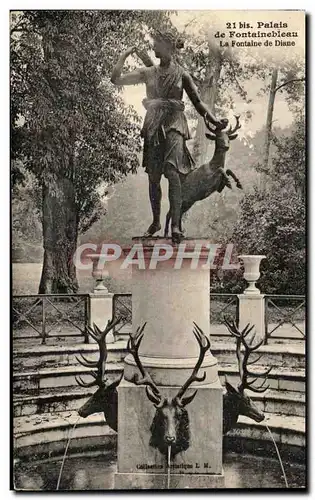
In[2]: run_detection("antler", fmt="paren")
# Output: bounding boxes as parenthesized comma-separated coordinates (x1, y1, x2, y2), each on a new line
(227, 115, 241, 135)
(75, 317, 121, 388)
(223, 317, 271, 393)
(127, 324, 163, 406)
(174, 323, 210, 405)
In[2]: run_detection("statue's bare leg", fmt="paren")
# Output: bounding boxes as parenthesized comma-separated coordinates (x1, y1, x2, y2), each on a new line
(143, 176, 162, 237)
(164, 164, 184, 244)
(178, 173, 187, 235)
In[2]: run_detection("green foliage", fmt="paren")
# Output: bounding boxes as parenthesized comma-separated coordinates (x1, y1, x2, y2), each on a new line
(218, 116, 306, 295)
(236, 186, 304, 294)
(273, 63, 305, 115)
(12, 169, 43, 262)
(271, 113, 305, 201)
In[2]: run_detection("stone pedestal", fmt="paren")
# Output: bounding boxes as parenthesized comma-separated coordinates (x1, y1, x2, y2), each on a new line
(114, 238, 224, 489)
(88, 292, 115, 344)
(238, 294, 265, 344)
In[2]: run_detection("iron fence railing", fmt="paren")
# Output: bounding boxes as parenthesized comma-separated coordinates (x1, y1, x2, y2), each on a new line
(12, 294, 89, 344)
(110, 293, 240, 338)
(210, 293, 239, 325)
(12, 292, 305, 346)
(264, 294, 305, 343)
(112, 293, 132, 337)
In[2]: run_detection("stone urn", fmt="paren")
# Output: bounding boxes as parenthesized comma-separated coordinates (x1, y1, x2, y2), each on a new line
(238, 255, 266, 295)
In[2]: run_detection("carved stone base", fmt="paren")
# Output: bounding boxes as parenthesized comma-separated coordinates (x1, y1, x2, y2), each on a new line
(116, 379, 223, 480)
(124, 352, 219, 386)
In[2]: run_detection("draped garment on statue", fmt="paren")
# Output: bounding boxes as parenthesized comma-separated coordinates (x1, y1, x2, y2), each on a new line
(140, 63, 195, 180)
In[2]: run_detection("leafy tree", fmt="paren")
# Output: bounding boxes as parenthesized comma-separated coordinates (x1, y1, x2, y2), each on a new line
(12, 168, 43, 262)
(261, 64, 305, 176)
(271, 113, 305, 201)
(230, 187, 305, 295)
(222, 116, 306, 295)
(11, 10, 171, 292)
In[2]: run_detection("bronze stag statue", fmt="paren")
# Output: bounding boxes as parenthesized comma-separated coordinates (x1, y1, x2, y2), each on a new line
(127, 322, 210, 458)
(164, 116, 243, 237)
(222, 318, 272, 435)
(75, 318, 122, 431)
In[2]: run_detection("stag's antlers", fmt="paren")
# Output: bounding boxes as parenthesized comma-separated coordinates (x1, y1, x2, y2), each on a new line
(204, 115, 241, 138)
(75, 317, 121, 388)
(227, 115, 241, 136)
(127, 323, 163, 405)
(174, 323, 210, 406)
(223, 317, 271, 393)
(128, 322, 210, 407)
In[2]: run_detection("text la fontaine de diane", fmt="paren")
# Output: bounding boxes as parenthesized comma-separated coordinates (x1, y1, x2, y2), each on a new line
(214, 21, 299, 48)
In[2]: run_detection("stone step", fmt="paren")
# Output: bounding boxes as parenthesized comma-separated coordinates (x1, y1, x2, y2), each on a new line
(226, 413, 305, 463)
(220, 365, 305, 393)
(13, 362, 124, 394)
(13, 341, 126, 372)
(13, 361, 305, 419)
(116, 333, 304, 347)
(212, 343, 305, 369)
(241, 389, 304, 417)
(13, 411, 115, 460)
(13, 360, 305, 394)
(13, 386, 101, 417)
(209, 335, 304, 346)
(13, 410, 305, 461)
(13, 384, 305, 419)
(115, 322, 305, 344)
(13, 340, 305, 372)
(13, 334, 86, 346)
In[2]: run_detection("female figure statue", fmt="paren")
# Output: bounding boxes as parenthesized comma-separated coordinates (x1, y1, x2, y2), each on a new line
(111, 30, 224, 243)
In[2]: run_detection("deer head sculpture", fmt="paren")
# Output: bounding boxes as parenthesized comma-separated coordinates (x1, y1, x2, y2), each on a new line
(76, 318, 123, 432)
(128, 322, 210, 458)
(205, 114, 242, 151)
(222, 318, 272, 435)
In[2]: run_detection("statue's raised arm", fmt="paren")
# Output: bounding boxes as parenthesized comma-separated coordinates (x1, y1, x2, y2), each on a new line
(110, 46, 152, 86)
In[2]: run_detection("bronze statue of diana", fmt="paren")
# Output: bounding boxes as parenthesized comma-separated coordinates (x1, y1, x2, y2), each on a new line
(111, 30, 224, 243)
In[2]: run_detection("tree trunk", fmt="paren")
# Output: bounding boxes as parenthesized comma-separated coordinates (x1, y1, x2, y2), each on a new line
(262, 69, 278, 173)
(39, 177, 79, 294)
(193, 44, 223, 165)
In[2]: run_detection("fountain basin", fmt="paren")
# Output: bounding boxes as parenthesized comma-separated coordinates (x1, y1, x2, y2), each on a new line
(13, 449, 306, 490)
(13, 409, 305, 464)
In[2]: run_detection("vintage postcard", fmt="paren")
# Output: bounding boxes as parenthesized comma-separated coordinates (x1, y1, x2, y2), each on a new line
(11, 9, 306, 490)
